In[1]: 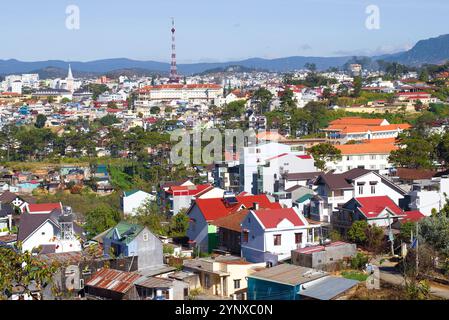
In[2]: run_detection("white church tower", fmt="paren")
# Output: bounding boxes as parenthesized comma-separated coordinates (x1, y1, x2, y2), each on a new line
(66, 64, 74, 93)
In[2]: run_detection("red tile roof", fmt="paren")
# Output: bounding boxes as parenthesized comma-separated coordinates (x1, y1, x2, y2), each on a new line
(194, 194, 281, 221)
(253, 208, 305, 229)
(355, 196, 403, 218)
(27, 203, 61, 214)
(167, 184, 213, 196)
(402, 210, 425, 223)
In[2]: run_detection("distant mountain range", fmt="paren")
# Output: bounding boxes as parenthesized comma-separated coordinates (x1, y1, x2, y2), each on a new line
(1, 34, 448, 78)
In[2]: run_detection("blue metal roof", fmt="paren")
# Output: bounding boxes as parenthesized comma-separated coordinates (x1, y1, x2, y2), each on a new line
(300, 276, 359, 300)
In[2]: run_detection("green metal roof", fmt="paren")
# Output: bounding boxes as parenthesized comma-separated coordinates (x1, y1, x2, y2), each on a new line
(296, 193, 314, 204)
(124, 190, 140, 197)
(105, 221, 145, 244)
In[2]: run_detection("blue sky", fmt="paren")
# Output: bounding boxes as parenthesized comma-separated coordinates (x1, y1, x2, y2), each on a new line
(1, 0, 448, 62)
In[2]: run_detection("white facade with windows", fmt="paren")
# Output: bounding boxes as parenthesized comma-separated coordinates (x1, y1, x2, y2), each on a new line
(327, 153, 392, 174)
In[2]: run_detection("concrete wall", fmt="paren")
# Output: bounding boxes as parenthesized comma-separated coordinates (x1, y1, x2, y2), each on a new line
(291, 244, 357, 269)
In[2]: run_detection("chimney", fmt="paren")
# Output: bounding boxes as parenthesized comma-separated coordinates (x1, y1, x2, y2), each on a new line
(253, 202, 260, 210)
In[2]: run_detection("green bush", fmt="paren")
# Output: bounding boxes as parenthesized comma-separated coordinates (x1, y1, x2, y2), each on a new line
(163, 244, 175, 255)
(341, 271, 368, 282)
(329, 230, 342, 242)
(351, 253, 369, 270)
(348, 221, 369, 244)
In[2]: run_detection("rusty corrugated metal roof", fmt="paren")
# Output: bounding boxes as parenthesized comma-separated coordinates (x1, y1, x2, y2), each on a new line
(86, 268, 141, 293)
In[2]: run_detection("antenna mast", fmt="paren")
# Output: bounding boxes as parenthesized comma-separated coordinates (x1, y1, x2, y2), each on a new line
(169, 17, 180, 83)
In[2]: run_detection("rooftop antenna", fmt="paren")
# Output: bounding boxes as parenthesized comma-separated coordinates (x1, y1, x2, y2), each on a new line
(169, 17, 180, 83)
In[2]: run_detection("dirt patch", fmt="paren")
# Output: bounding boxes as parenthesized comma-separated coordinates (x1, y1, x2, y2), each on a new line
(345, 282, 407, 300)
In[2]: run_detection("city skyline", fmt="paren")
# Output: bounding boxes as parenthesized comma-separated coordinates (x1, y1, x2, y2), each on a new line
(0, 0, 448, 62)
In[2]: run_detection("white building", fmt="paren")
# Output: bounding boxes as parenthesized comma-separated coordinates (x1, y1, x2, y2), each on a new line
(239, 142, 306, 194)
(257, 153, 317, 195)
(327, 142, 398, 174)
(135, 84, 223, 112)
(18, 204, 83, 254)
(121, 190, 156, 216)
(21, 73, 40, 88)
(408, 176, 449, 216)
(241, 207, 321, 265)
(310, 168, 406, 223)
(11, 80, 23, 94)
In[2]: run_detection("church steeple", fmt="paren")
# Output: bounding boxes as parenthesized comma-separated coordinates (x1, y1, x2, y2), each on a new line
(67, 64, 74, 80)
(66, 63, 74, 93)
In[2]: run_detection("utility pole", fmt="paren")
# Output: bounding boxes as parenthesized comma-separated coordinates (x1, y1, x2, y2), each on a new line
(416, 221, 419, 275)
(387, 211, 394, 256)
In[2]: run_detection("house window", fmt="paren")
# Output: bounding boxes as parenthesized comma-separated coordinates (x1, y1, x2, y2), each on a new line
(243, 231, 249, 243)
(274, 234, 282, 246)
(371, 185, 376, 194)
(162, 290, 170, 300)
(358, 186, 364, 194)
(295, 233, 303, 244)
(143, 233, 149, 242)
(234, 279, 241, 289)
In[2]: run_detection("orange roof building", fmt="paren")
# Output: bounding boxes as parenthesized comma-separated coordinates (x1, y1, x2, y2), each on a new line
(135, 83, 223, 107)
(336, 142, 398, 155)
(323, 117, 411, 145)
(327, 141, 399, 174)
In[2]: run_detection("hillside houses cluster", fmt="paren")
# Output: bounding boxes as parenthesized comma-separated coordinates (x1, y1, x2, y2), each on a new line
(2, 117, 448, 300)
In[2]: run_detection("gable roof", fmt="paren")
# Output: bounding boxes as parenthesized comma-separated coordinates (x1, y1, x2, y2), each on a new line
(194, 194, 281, 222)
(17, 210, 60, 242)
(316, 168, 406, 195)
(253, 208, 306, 229)
(0, 191, 22, 204)
(316, 168, 371, 190)
(354, 196, 404, 219)
(104, 221, 145, 244)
